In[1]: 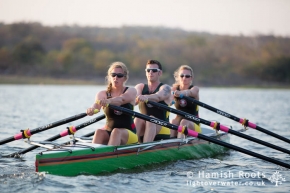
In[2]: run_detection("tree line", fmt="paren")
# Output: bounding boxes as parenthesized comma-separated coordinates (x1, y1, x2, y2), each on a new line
(0, 22, 289, 86)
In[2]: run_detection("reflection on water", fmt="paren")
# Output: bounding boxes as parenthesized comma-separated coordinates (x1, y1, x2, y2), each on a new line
(0, 85, 290, 192)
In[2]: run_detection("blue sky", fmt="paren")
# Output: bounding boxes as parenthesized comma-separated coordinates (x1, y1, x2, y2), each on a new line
(1, 0, 290, 36)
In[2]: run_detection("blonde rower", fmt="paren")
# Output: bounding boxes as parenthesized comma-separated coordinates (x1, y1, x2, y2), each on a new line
(170, 65, 201, 138)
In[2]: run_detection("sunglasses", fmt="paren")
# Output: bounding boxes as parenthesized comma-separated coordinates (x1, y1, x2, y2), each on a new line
(180, 74, 192, 78)
(145, 68, 160, 73)
(111, 73, 125, 78)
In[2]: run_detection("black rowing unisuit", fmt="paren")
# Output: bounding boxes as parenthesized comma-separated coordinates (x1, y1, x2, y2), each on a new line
(104, 87, 136, 133)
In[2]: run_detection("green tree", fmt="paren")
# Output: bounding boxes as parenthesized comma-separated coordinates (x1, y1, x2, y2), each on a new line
(261, 57, 290, 82)
(61, 38, 94, 75)
(12, 36, 45, 65)
(0, 47, 13, 70)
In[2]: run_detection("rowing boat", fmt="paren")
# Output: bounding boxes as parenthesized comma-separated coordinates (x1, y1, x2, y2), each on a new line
(34, 127, 230, 176)
(2, 98, 289, 174)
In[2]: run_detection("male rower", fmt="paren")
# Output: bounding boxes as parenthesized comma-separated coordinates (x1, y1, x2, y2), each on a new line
(134, 60, 172, 143)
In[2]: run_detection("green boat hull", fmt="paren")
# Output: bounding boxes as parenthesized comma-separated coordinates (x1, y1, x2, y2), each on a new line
(36, 130, 229, 176)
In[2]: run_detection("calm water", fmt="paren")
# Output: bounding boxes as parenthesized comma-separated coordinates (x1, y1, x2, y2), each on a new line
(0, 85, 290, 192)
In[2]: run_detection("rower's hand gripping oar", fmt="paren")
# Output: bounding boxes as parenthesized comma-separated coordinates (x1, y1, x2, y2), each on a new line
(179, 95, 290, 144)
(0, 109, 99, 146)
(107, 104, 290, 169)
(146, 100, 290, 155)
(5, 113, 105, 158)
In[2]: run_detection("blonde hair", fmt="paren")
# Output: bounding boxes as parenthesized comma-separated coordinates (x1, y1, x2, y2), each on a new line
(172, 65, 194, 89)
(105, 61, 129, 93)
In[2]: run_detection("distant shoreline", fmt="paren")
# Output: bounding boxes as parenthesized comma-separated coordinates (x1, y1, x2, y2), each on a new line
(0, 74, 147, 86)
(0, 75, 289, 89)
(0, 75, 100, 85)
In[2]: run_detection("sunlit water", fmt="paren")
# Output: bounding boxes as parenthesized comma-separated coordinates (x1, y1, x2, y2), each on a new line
(0, 85, 290, 192)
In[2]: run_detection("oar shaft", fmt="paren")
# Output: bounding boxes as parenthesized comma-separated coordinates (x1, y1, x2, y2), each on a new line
(228, 129, 290, 155)
(108, 104, 290, 169)
(147, 101, 209, 125)
(81, 131, 95, 138)
(0, 137, 14, 145)
(184, 97, 241, 122)
(8, 115, 105, 156)
(0, 113, 87, 145)
(182, 96, 290, 144)
(197, 134, 290, 169)
(147, 101, 290, 155)
(255, 126, 290, 144)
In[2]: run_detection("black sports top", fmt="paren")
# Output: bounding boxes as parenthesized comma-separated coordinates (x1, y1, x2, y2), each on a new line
(138, 83, 169, 121)
(174, 85, 199, 118)
(104, 87, 136, 133)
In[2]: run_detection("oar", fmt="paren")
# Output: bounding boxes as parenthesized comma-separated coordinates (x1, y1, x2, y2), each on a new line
(107, 104, 290, 169)
(179, 95, 290, 144)
(146, 100, 290, 155)
(0, 110, 99, 145)
(6, 114, 105, 157)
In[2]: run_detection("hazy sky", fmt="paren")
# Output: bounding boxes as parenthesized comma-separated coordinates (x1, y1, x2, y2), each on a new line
(1, 0, 290, 36)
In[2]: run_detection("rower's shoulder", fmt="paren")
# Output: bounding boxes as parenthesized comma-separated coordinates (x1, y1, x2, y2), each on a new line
(160, 83, 172, 91)
(134, 83, 145, 90)
(126, 86, 137, 93)
(190, 85, 199, 91)
(95, 90, 108, 99)
(98, 90, 108, 94)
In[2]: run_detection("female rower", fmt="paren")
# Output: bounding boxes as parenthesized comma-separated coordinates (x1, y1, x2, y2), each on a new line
(170, 65, 201, 138)
(86, 62, 138, 145)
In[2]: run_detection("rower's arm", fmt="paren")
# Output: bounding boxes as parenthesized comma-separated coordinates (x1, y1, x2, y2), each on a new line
(93, 91, 107, 109)
(87, 91, 107, 115)
(134, 83, 144, 105)
(108, 87, 137, 106)
(147, 84, 172, 103)
(188, 86, 199, 100)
